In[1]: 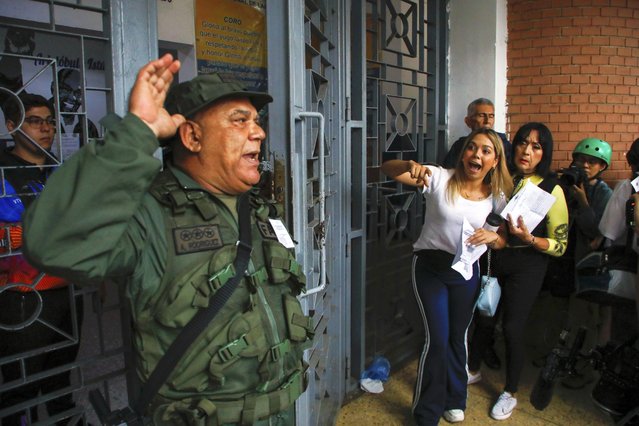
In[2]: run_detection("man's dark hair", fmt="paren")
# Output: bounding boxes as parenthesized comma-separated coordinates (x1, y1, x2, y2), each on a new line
(3, 92, 54, 124)
(467, 98, 494, 116)
(626, 137, 639, 169)
(510, 122, 554, 178)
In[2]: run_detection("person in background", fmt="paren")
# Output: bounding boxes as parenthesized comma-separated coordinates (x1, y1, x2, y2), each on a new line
(22, 55, 311, 425)
(382, 128, 512, 425)
(0, 93, 83, 425)
(441, 98, 512, 169)
(559, 138, 613, 389)
(599, 138, 639, 344)
(483, 122, 568, 421)
(443, 98, 512, 375)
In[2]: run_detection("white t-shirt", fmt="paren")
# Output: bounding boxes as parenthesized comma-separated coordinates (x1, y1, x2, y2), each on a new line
(599, 178, 633, 246)
(413, 166, 505, 255)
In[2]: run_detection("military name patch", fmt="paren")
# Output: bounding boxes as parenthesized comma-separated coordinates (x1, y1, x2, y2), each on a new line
(173, 225, 223, 255)
(257, 220, 278, 240)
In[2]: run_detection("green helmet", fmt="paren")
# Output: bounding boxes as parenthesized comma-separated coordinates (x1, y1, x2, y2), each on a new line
(572, 138, 612, 166)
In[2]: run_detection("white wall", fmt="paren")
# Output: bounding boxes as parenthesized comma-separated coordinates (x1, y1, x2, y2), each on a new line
(448, 0, 508, 146)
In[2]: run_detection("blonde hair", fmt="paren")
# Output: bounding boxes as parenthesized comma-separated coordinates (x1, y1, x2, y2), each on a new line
(446, 128, 513, 203)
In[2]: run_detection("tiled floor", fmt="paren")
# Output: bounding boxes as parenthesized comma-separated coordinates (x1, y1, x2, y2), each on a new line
(336, 292, 620, 425)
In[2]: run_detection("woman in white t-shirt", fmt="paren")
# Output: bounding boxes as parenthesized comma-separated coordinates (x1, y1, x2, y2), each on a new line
(381, 128, 512, 426)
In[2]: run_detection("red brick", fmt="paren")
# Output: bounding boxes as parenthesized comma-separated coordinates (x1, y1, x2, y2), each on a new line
(581, 7, 602, 17)
(531, 76, 552, 85)
(581, 84, 600, 93)
(611, 36, 628, 46)
(613, 104, 629, 114)
(521, 85, 541, 95)
(592, 55, 611, 65)
(630, 86, 639, 95)
(591, 75, 608, 84)
(618, 47, 632, 57)
(605, 114, 622, 124)
(552, 75, 572, 84)
(559, 123, 580, 132)
(609, 16, 627, 26)
(572, 36, 594, 46)
(552, 55, 572, 65)
(610, 56, 626, 65)
(591, 16, 611, 25)
(541, 66, 562, 75)
(607, 94, 624, 103)
(592, 35, 611, 44)
(596, 123, 614, 132)
(571, 74, 590, 84)
(597, 104, 615, 113)
(600, 46, 618, 56)
(533, 38, 554, 47)
(553, 17, 573, 27)
(625, 57, 638, 66)
(562, 27, 582, 36)
(615, 85, 631, 95)
(578, 123, 599, 133)
(601, 7, 619, 16)
(622, 115, 635, 124)
(600, 26, 619, 36)
(579, 65, 599, 74)
(581, 46, 601, 55)
(573, 16, 594, 26)
(540, 84, 561, 94)
(573, 55, 592, 65)
(599, 85, 617, 94)
(552, 94, 572, 104)
(588, 94, 607, 103)
(579, 104, 598, 113)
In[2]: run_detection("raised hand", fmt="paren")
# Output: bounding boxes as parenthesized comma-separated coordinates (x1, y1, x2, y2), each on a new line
(128, 54, 186, 139)
(408, 160, 432, 187)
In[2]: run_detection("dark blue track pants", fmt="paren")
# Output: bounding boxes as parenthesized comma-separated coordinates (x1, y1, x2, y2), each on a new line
(411, 250, 480, 426)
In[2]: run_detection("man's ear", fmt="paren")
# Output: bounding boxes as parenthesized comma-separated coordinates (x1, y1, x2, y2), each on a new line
(464, 116, 473, 130)
(5, 120, 16, 132)
(178, 121, 201, 153)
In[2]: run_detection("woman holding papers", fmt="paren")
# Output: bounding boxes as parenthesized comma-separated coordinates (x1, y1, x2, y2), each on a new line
(486, 122, 568, 421)
(381, 128, 512, 426)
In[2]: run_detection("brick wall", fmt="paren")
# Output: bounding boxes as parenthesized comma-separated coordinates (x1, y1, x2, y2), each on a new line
(507, 0, 639, 183)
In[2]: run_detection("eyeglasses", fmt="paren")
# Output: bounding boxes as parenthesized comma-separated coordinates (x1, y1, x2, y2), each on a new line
(474, 113, 495, 120)
(24, 116, 56, 128)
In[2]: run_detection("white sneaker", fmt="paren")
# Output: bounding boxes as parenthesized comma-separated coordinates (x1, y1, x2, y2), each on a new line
(443, 409, 465, 423)
(490, 392, 517, 420)
(467, 370, 482, 384)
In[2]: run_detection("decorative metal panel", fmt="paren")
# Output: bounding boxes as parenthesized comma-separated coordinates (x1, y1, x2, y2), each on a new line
(364, 0, 436, 367)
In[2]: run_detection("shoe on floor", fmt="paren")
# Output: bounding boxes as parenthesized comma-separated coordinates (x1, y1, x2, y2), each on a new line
(490, 392, 517, 420)
(483, 346, 501, 370)
(443, 409, 464, 423)
(467, 370, 482, 384)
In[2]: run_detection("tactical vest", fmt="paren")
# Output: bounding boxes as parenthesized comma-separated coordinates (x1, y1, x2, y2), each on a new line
(136, 169, 313, 425)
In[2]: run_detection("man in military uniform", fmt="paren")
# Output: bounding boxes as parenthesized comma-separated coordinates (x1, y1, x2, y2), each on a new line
(22, 55, 312, 425)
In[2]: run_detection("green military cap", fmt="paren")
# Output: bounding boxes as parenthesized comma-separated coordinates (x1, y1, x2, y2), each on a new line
(164, 73, 273, 119)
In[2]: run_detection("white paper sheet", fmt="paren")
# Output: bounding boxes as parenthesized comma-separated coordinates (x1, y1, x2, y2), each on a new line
(499, 180, 556, 231)
(451, 217, 487, 280)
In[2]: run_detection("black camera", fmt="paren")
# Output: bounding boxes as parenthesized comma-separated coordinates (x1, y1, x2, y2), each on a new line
(626, 196, 636, 228)
(559, 165, 589, 187)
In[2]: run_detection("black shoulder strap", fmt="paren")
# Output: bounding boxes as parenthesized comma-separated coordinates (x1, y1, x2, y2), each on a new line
(132, 192, 253, 416)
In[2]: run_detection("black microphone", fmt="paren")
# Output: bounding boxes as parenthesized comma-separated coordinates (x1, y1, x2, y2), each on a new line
(483, 212, 504, 232)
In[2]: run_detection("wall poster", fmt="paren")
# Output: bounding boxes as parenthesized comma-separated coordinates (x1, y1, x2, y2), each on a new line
(195, 0, 267, 91)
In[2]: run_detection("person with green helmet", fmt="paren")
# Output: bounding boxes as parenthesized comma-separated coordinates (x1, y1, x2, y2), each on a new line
(559, 137, 613, 389)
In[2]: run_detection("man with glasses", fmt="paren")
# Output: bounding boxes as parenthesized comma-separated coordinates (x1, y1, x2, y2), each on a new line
(441, 98, 511, 169)
(0, 92, 84, 425)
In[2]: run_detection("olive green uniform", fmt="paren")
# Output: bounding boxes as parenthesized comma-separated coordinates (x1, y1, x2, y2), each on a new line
(22, 114, 312, 425)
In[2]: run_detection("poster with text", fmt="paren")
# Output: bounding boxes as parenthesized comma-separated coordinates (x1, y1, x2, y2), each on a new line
(195, 0, 267, 91)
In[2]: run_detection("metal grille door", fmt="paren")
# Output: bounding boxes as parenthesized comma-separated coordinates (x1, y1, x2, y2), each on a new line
(363, 0, 446, 369)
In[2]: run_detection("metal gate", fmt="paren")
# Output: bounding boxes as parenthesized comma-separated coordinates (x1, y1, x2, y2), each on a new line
(362, 0, 447, 371)
(0, 1, 157, 424)
(266, 1, 353, 424)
